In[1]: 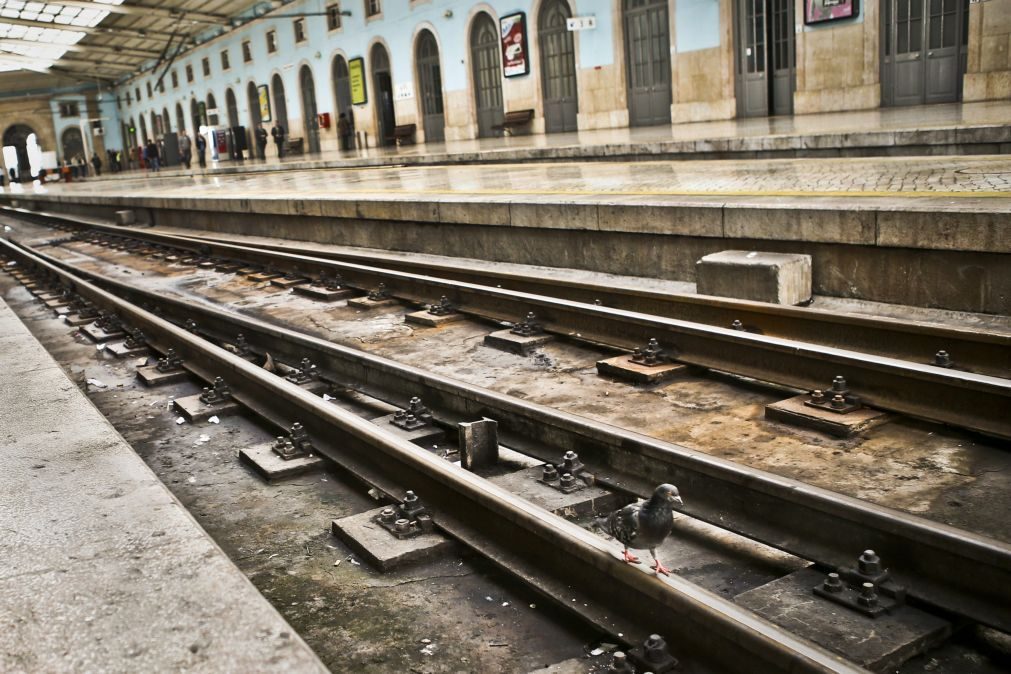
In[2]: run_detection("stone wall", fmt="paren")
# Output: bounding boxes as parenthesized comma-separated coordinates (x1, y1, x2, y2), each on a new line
(964, 0, 1011, 102)
(670, 0, 736, 123)
(794, 3, 880, 114)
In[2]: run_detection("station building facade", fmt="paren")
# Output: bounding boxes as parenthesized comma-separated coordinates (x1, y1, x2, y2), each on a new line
(100, 0, 1011, 158)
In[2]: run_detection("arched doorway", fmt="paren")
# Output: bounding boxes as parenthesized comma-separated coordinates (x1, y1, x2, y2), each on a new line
(247, 82, 264, 157)
(207, 93, 219, 126)
(332, 55, 354, 144)
(299, 65, 321, 153)
(225, 89, 239, 128)
(190, 98, 201, 132)
(152, 111, 162, 138)
(623, 0, 672, 127)
(176, 103, 186, 134)
(734, 0, 795, 117)
(162, 107, 172, 133)
(470, 13, 504, 138)
(415, 30, 445, 143)
(881, 0, 969, 106)
(139, 116, 148, 143)
(61, 126, 84, 163)
(538, 0, 579, 133)
(370, 43, 395, 145)
(272, 74, 289, 134)
(4, 124, 37, 180)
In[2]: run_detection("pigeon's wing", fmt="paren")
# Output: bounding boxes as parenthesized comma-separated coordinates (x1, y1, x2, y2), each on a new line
(607, 503, 641, 546)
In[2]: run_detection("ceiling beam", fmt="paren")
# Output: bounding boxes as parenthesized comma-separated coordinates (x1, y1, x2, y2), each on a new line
(0, 15, 187, 42)
(0, 49, 131, 74)
(53, 1, 232, 26)
(0, 38, 158, 59)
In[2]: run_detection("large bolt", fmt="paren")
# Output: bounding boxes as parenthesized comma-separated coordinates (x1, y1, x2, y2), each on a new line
(380, 507, 396, 524)
(394, 518, 411, 534)
(559, 473, 576, 490)
(644, 634, 670, 664)
(832, 375, 848, 392)
(542, 464, 559, 482)
(608, 651, 634, 673)
(810, 389, 826, 404)
(934, 350, 953, 368)
(731, 319, 744, 331)
(858, 582, 878, 608)
(822, 572, 843, 593)
(858, 549, 882, 576)
(831, 394, 847, 410)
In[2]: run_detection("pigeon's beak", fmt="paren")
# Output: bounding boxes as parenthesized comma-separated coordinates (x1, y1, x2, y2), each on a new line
(673, 495, 684, 508)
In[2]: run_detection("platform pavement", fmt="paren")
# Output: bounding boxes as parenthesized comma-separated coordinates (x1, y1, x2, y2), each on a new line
(52, 100, 1011, 182)
(0, 296, 328, 672)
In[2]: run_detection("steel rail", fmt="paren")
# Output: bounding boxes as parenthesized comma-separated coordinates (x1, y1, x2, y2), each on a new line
(3, 205, 1008, 377)
(25, 216, 1011, 440)
(0, 239, 863, 674)
(8, 237, 1011, 634)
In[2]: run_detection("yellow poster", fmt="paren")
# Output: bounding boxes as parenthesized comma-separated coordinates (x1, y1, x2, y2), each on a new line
(349, 57, 367, 105)
(258, 84, 271, 122)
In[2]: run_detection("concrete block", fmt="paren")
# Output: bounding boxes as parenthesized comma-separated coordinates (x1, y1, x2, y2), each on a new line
(105, 341, 149, 359)
(696, 250, 812, 305)
(42, 297, 70, 309)
(63, 313, 96, 327)
(765, 395, 890, 437)
(736, 567, 950, 672)
(483, 329, 553, 355)
(459, 419, 498, 470)
(114, 209, 135, 225)
(246, 271, 283, 283)
(136, 365, 188, 386)
(270, 276, 309, 288)
(330, 506, 452, 571)
(370, 413, 445, 446)
(404, 309, 465, 327)
(52, 306, 70, 317)
(215, 262, 243, 273)
(172, 393, 241, 423)
(487, 466, 625, 517)
(347, 296, 398, 309)
(239, 442, 324, 482)
(293, 285, 358, 301)
(79, 323, 126, 343)
(596, 354, 689, 385)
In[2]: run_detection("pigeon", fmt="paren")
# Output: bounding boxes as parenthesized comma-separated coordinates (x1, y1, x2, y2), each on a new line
(605, 483, 683, 576)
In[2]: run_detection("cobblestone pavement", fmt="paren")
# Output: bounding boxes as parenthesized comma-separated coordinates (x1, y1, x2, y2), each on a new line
(16, 155, 1011, 201)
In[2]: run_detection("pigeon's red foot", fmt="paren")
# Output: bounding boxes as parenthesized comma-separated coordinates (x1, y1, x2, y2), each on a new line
(652, 559, 671, 577)
(621, 549, 641, 564)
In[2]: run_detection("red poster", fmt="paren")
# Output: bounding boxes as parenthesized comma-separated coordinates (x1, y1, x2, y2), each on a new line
(500, 12, 529, 78)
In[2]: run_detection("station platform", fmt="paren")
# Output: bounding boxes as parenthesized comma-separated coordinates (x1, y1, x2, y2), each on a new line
(0, 296, 327, 672)
(71, 100, 1011, 181)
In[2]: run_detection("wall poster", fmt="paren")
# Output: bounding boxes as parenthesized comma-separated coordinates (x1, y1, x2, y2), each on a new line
(257, 84, 272, 123)
(805, 0, 858, 25)
(500, 12, 529, 78)
(349, 57, 368, 105)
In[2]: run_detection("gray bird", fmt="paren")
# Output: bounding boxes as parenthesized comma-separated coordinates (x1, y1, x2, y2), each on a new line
(606, 484, 683, 576)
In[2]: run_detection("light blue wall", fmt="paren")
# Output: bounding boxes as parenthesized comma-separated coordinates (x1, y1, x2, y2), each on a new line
(114, 0, 635, 140)
(675, 0, 721, 53)
(49, 95, 87, 162)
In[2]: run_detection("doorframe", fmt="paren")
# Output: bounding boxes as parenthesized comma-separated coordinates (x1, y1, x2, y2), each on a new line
(531, 0, 584, 133)
(367, 37, 396, 146)
(620, 0, 674, 127)
(411, 22, 446, 144)
(464, 5, 503, 139)
(731, 0, 796, 117)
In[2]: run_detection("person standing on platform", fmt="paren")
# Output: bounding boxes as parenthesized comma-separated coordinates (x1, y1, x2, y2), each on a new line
(196, 133, 207, 168)
(145, 138, 160, 172)
(91, 152, 102, 176)
(255, 125, 268, 159)
(270, 123, 286, 159)
(179, 132, 192, 169)
(337, 113, 352, 151)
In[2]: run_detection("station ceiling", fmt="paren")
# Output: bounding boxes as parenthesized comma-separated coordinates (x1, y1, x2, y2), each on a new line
(0, 0, 265, 93)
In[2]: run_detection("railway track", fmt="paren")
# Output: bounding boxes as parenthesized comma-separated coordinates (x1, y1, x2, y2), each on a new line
(2, 226, 1010, 672)
(3, 205, 1010, 442)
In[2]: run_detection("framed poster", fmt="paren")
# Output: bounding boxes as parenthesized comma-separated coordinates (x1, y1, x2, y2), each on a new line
(805, 0, 858, 25)
(349, 57, 368, 105)
(257, 84, 271, 122)
(500, 12, 529, 78)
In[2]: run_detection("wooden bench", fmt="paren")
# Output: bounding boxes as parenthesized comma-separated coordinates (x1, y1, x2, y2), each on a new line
(285, 137, 305, 155)
(493, 109, 535, 136)
(387, 124, 416, 146)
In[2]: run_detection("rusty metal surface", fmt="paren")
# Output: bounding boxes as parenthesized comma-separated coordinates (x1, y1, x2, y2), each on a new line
(5, 236, 1010, 636)
(0, 238, 864, 674)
